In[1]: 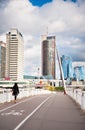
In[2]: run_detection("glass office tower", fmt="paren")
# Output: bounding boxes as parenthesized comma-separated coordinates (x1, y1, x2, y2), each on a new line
(73, 66, 85, 80)
(61, 55, 73, 79)
(73, 62, 85, 81)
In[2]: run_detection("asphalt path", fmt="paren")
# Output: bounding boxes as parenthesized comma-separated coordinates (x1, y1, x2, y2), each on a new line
(0, 92, 85, 130)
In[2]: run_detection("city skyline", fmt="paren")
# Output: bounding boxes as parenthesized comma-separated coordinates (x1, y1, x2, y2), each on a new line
(0, 0, 85, 77)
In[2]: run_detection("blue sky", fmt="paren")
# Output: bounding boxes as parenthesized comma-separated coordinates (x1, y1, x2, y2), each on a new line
(0, 0, 85, 77)
(29, 0, 77, 7)
(64, 0, 77, 2)
(29, 0, 53, 7)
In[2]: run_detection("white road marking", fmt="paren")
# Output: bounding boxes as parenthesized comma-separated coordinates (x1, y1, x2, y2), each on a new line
(1, 110, 24, 116)
(0, 96, 36, 113)
(14, 96, 51, 130)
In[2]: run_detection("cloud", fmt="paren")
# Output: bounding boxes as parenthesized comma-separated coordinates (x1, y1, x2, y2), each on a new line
(0, 0, 85, 77)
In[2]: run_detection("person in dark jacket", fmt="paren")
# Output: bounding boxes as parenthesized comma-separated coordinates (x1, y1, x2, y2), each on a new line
(12, 83, 19, 103)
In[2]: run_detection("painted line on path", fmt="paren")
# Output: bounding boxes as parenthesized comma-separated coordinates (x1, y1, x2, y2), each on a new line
(0, 96, 37, 113)
(14, 95, 52, 130)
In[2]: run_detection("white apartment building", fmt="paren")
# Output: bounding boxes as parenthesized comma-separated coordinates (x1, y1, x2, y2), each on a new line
(5, 29, 24, 81)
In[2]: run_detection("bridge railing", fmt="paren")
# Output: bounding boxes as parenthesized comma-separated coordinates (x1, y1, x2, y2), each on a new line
(0, 87, 51, 104)
(66, 86, 85, 110)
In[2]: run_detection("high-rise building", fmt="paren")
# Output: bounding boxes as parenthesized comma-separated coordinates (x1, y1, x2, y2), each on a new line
(73, 62, 85, 81)
(42, 36, 56, 79)
(5, 29, 24, 81)
(0, 41, 6, 79)
(61, 55, 73, 79)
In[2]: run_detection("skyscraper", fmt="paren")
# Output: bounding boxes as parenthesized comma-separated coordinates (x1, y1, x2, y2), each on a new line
(5, 29, 24, 81)
(0, 41, 6, 80)
(61, 55, 73, 79)
(42, 36, 56, 79)
(73, 66, 85, 81)
(73, 62, 85, 81)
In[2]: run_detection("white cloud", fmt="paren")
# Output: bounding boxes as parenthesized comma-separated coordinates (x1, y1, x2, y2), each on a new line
(0, 0, 85, 76)
(0, 33, 6, 42)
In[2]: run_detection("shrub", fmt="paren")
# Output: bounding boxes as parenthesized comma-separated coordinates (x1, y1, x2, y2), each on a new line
(45, 85, 64, 92)
(48, 86, 55, 91)
(44, 85, 55, 91)
(55, 87, 64, 91)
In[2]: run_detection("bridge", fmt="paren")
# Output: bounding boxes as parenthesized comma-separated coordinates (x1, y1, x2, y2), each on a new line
(0, 87, 85, 130)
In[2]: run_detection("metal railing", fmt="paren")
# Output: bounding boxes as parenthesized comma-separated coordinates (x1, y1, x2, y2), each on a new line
(0, 87, 51, 104)
(1, 85, 85, 111)
(66, 86, 85, 110)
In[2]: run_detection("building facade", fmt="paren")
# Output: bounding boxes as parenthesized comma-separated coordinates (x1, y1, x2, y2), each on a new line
(0, 41, 6, 80)
(61, 55, 73, 79)
(42, 36, 56, 79)
(73, 62, 85, 81)
(5, 29, 24, 81)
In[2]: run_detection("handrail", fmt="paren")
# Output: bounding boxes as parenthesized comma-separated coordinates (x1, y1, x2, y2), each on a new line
(66, 87, 85, 110)
(0, 87, 51, 104)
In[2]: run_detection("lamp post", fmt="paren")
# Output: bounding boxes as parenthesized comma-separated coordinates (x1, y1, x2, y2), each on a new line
(38, 67, 40, 85)
(38, 68, 40, 79)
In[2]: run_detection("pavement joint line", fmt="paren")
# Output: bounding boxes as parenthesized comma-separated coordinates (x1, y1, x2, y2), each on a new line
(14, 95, 52, 130)
(0, 96, 36, 113)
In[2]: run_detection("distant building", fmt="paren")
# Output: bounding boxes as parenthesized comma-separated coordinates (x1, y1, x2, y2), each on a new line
(73, 62, 85, 67)
(42, 36, 56, 79)
(0, 41, 6, 79)
(61, 55, 73, 79)
(73, 62, 85, 81)
(5, 29, 24, 81)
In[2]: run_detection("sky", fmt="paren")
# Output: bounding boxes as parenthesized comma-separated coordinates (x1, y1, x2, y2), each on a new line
(0, 0, 85, 78)
(29, 0, 53, 7)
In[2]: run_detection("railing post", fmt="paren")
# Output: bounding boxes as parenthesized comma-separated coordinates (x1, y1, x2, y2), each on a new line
(3, 89, 5, 103)
(81, 91, 84, 110)
(73, 87, 74, 99)
(76, 90, 77, 103)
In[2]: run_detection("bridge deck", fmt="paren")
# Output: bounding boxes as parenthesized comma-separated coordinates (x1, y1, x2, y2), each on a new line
(0, 92, 85, 130)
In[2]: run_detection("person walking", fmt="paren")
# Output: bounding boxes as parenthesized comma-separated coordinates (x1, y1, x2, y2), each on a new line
(12, 83, 19, 103)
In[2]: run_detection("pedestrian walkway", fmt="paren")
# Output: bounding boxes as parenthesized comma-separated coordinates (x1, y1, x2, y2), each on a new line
(25, 92, 85, 130)
(0, 92, 85, 130)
